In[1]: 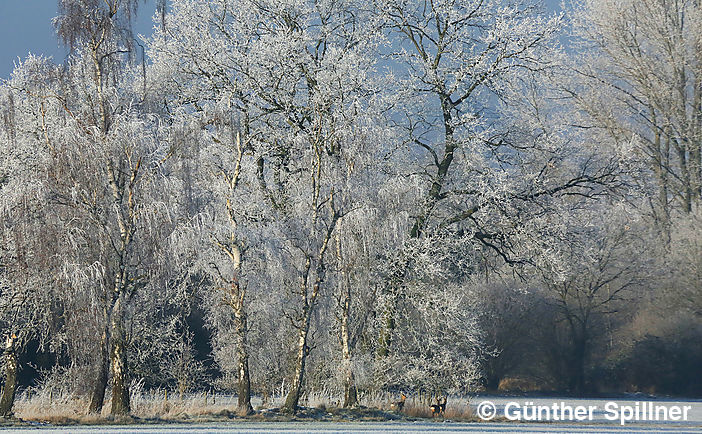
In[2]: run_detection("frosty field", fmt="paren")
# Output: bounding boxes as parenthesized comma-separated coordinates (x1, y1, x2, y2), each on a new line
(3, 397, 701, 432)
(9, 422, 702, 433)
(7, 420, 702, 433)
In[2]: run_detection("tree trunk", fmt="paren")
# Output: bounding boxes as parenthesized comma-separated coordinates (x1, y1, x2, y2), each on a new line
(0, 336, 18, 418)
(283, 326, 310, 414)
(652, 119, 671, 243)
(235, 308, 253, 416)
(690, 143, 701, 209)
(216, 131, 253, 416)
(335, 231, 357, 408)
(110, 334, 130, 415)
(343, 367, 358, 408)
(88, 328, 109, 414)
(378, 262, 406, 358)
(568, 328, 588, 395)
(377, 311, 394, 358)
(110, 297, 130, 416)
(282, 203, 338, 414)
(484, 364, 502, 392)
(340, 286, 357, 408)
(381, 90, 457, 358)
(341, 333, 358, 408)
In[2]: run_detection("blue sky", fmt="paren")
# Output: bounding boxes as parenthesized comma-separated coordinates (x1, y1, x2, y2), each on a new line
(0, 0, 159, 79)
(1, 0, 562, 79)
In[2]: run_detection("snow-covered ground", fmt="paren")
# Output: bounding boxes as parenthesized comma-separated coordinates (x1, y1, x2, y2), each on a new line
(10, 420, 702, 433)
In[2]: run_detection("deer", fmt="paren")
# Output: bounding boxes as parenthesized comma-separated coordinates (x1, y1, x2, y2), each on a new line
(390, 393, 407, 411)
(430, 396, 447, 417)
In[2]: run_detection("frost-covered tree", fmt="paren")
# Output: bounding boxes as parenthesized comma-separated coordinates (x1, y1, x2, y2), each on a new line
(0, 74, 56, 418)
(568, 0, 702, 228)
(0, 0, 178, 416)
(51, 0, 145, 415)
(554, 0, 702, 392)
(378, 0, 563, 239)
(149, 0, 388, 412)
(373, 0, 622, 376)
(160, 112, 271, 415)
(537, 202, 649, 393)
(0, 0, 697, 409)
(147, 0, 284, 415)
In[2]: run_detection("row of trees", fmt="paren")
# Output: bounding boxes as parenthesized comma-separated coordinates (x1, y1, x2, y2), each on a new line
(0, 0, 700, 418)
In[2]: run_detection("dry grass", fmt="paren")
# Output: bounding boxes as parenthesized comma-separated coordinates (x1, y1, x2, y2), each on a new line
(368, 395, 476, 421)
(401, 401, 434, 418)
(442, 401, 474, 420)
(401, 400, 474, 420)
(14, 390, 255, 423)
(12, 389, 476, 424)
(381, 395, 475, 421)
(14, 390, 90, 424)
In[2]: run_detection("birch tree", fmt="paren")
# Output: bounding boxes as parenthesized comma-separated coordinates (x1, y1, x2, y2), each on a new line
(1, 0, 174, 416)
(267, 8, 379, 411)
(149, 0, 385, 412)
(161, 112, 269, 415)
(147, 0, 277, 415)
(0, 73, 55, 418)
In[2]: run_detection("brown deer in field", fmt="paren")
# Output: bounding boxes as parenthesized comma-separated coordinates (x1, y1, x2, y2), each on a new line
(430, 396, 447, 417)
(390, 393, 406, 411)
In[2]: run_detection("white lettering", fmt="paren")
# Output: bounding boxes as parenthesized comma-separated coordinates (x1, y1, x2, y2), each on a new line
(604, 401, 619, 421)
(573, 406, 587, 420)
(487, 400, 692, 425)
(504, 402, 520, 421)
(619, 405, 634, 425)
(588, 405, 597, 420)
